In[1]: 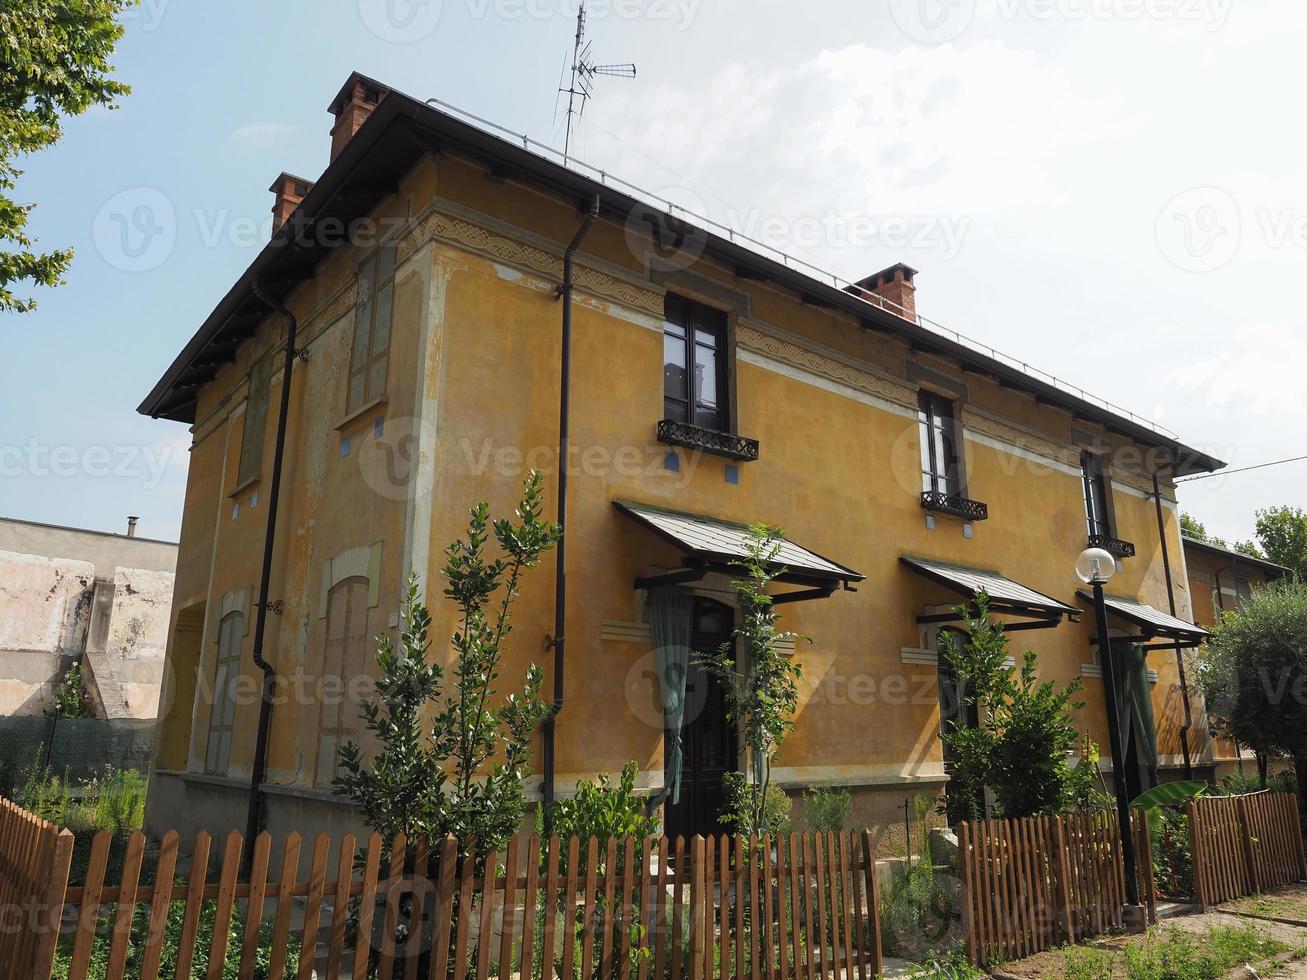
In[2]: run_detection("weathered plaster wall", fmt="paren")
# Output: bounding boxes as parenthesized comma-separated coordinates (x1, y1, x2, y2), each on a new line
(0, 519, 177, 719)
(0, 551, 94, 714)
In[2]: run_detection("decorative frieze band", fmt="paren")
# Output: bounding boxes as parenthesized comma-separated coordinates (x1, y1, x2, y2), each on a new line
(400, 209, 664, 317)
(735, 323, 918, 412)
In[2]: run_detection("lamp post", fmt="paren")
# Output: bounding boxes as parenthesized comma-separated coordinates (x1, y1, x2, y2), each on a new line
(1076, 546, 1141, 909)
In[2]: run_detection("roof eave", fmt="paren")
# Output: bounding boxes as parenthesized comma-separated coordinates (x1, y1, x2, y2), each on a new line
(138, 80, 1227, 475)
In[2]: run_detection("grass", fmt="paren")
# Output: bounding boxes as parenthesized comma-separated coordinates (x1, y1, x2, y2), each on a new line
(1223, 886, 1307, 924)
(1033, 923, 1291, 980)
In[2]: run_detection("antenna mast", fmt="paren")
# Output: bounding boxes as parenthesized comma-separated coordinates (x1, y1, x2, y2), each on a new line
(559, 0, 636, 163)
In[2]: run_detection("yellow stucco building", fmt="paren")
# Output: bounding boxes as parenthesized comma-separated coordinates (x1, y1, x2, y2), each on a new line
(141, 74, 1225, 843)
(1183, 536, 1289, 783)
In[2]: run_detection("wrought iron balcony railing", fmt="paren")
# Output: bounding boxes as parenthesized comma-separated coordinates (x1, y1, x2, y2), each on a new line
(1088, 533, 1136, 559)
(921, 491, 990, 522)
(657, 419, 760, 462)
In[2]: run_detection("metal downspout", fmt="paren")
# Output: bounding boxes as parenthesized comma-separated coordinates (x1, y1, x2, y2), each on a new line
(243, 278, 302, 860)
(1153, 468, 1194, 779)
(542, 194, 601, 823)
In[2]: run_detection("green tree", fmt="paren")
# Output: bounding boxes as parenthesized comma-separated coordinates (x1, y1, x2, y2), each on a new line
(1195, 580, 1307, 817)
(696, 525, 807, 835)
(1180, 511, 1263, 560)
(1, 0, 134, 312)
(1254, 506, 1307, 581)
(941, 593, 1089, 818)
(334, 472, 560, 859)
(1180, 512, 1210, 542)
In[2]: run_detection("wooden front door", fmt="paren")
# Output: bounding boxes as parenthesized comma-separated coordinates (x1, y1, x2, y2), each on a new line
(664, 597, 737, 841)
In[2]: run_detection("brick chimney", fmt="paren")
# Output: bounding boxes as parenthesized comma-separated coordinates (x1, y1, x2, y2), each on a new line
(846, 263, 918, 320)
(126, 516, 139, 538)
(269, 172, 313, 234)
(329, 74, 387, 162)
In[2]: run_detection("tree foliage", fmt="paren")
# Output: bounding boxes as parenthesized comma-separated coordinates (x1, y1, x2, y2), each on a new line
(696, 525, 807, 835)
(0, 0, 134, 312)
(1180, 511, 1263, 560)
(1196, 580, 1307, 794)
(940, 593, 1090, 818)
(1253, 506, 1307, 581)
(334, 472, 560, 859)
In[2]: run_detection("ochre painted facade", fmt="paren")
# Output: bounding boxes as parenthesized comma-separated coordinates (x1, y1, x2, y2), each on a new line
(144, 77, 1221, 844)
(1183, 537, 1288, 781)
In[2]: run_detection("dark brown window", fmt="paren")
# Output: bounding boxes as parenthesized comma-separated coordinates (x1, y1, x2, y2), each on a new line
(1081, 452, 1113, 538)
(918, 390, 961, 497)
(663, 294, 729, 432)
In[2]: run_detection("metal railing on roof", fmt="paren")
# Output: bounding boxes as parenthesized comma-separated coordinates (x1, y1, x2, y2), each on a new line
(423, 96, 1180, 442)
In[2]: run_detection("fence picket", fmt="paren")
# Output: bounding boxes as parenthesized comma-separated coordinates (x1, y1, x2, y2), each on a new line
(407, 836, 431, 980)
(475, 845, 500, 980)
(68, 831, 111, 980)
(102, 830, 145, 980)
(540, 836, 563, 980)
(325, 832, 355, 980)
(353, 833, 383, 980)
(500, 835, 522, 980)
(266, 832, 301, 980)
(296, 833, 331, 980)
(520, 835, 542, 980)
(34, 828, 74, 980)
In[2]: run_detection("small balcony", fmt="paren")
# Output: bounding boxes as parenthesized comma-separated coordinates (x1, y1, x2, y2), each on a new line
(921, 491, 990, 522)
(1088, 533, 1136, 560)
(657, 419, 760, 462)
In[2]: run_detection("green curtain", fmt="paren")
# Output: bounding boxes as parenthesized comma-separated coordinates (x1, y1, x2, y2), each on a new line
(650, 585, 694, 805)
(1126, 644, 1159, 776)
(1110, 641, 1159, 790)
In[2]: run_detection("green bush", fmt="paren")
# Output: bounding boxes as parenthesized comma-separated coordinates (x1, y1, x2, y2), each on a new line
(1151, 806, 1193, 898)
(719, 773, 791, 836)
(801, 785, 851, 833)
(538, 761, 658, 875)
(1062, 944, 1114, 980)
(905, 949, 986, 980)
(53, 894, 301, 980)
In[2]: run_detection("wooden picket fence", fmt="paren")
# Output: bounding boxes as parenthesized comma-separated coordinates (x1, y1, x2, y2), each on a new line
(1189, 791, 1307, 909)
(0, 798, 75, 979)
(957, 809, 1156, 967)
(0, 799, 882, 980)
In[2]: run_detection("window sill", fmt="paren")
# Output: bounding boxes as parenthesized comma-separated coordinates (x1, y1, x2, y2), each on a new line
(657, 419, 760, 462)
(335, 394, 388, 432)
(227, 474, 260, 499)
(921, 491, 990, 522)
(1088, 533, 1136, 559)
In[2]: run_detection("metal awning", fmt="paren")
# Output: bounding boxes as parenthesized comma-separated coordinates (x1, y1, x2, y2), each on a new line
(615, 500, 863, 603)
(1077, 591, 1211, 647)
(900, 555, 1079, 631)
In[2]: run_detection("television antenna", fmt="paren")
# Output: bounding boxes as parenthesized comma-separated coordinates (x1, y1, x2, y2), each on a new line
(556, 0, 636, 163)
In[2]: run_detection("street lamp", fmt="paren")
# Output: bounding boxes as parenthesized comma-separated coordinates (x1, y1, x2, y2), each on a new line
(1076, 547, 1142, 909)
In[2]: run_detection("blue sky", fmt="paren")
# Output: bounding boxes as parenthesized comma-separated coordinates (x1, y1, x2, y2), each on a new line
(5, 0, 1304, 544)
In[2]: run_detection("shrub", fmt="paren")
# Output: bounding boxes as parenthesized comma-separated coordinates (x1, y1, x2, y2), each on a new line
(940, 594, 1088, 818)
(696, 525, 807, 836)
(801, 785, 851, 832)
(719, 773, 791, 836)
(334, 473, 560, 862)
(905, 950, 987, 980)
(539, 761, 658, 875)
(1151, 805, 1193, 898)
